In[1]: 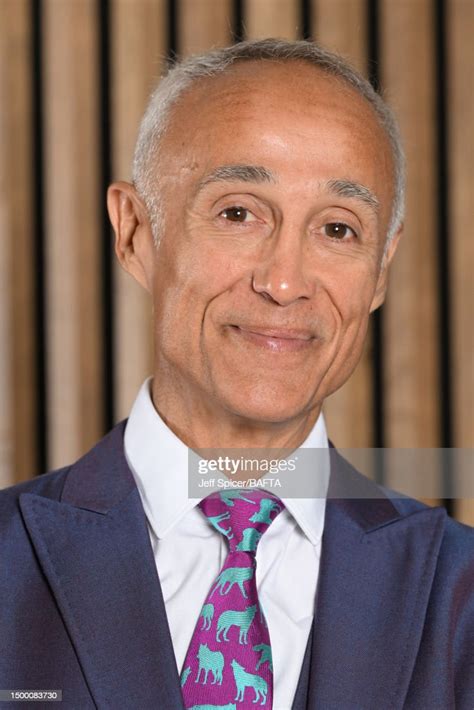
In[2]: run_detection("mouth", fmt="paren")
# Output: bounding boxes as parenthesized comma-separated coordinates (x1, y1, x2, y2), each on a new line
(228, 324, 315, 352)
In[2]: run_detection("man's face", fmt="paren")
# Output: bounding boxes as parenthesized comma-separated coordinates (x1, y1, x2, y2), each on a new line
(142, 61, 398, 423)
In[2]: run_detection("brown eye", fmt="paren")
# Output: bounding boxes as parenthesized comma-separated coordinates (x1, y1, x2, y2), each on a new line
(220, 206, 252, 222)
(324, 222, 356, 240)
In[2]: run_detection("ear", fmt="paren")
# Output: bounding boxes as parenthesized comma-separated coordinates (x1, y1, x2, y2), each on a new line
(369, 224, 403, 313)
(107, 181, 156, 293)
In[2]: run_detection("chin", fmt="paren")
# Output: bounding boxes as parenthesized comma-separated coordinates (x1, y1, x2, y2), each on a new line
(220, 384, 312, 425)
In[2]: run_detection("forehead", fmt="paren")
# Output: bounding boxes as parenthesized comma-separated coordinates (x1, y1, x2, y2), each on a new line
(159, 60, 394, 211)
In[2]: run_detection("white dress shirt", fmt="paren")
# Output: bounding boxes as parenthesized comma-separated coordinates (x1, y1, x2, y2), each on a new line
(124, 377, 329, 710)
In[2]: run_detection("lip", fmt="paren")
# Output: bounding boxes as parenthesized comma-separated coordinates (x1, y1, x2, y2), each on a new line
(229, 325, 315, 352)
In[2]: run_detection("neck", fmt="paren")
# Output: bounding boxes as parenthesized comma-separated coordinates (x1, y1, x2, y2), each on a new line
(150, 373, 322, 452)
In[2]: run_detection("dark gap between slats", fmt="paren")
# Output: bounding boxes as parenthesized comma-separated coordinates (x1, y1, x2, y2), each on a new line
(98, 0, 115, 432)
(232, 0, 245, 43)
(300, 0, 312, 40)
(168, 0, 179, 61)
(367, 0, 385, 483)
(31, 0, 48, 474)
(434, 0, 454, 514)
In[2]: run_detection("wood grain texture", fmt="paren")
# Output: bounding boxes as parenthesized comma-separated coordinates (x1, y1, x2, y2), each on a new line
(0, 0, 37, 484)
(447, 0, 474, 525)
(312, 0, 367, 73)
(314, 0, 373, 448)
(380, 0, 440, 447)
(380, 0, 441, 506)
(43, 0, 103, 468)
(179, 0, 232, 54)
(111, 0, 166, 421)
(244, 0, 299, 39)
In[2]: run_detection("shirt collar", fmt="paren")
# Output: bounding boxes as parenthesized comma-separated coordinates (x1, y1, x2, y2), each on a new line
(124, 377, 328, 546)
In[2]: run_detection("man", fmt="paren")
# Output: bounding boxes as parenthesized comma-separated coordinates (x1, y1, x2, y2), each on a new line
(0, 39, 472, 709)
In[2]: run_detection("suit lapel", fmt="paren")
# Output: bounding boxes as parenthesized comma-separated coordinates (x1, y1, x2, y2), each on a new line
(302, 445, 446, 709)
(20, 422, 185, 710)
(291, 615, 314, 710)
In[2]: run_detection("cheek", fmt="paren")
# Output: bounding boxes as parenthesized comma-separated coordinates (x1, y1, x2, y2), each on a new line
(325, 261, 379, 322)
(151, 236, 248, 342)
(176, 232, 251, 301)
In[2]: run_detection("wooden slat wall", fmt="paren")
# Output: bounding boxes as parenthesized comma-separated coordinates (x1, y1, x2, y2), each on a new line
(448, 0, 474, 524)
(380, 1, 439, 443)
(245, 0, 299, 38)
(0, 0, 471, 524)
(0, 0, 37, 483)
(311, 0, 367, 73)
(0, 15, 11, 485)
(43, 0, 104, 468)
(380, 0, 441, 504)
(179, 0, 232, 54)
(111, 0, 165, 421)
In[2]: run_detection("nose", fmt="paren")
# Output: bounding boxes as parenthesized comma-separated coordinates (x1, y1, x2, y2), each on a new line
(251, 227, 314, 306)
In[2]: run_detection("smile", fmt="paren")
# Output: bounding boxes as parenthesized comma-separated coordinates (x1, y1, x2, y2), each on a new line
(229, 325, 315, 353)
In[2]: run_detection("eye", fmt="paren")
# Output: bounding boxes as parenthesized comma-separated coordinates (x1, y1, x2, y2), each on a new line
(219, 206, 256, 223)
(323, 222, 357, 240)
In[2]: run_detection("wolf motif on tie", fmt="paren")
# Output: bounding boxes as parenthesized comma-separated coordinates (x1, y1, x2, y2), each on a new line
(195, 644, 224, 685)
(216, 604, 257, 643)
(231, 659, 268, 705)
(210, 566, 254, 598)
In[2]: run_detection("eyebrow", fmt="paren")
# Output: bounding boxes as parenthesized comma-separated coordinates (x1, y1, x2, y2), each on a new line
(197, 164, 276, 190)
(196, 165, 380, 214)
(326, 178, 380, 213)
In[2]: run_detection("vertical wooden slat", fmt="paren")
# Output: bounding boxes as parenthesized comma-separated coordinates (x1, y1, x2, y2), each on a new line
(313, 0, 373, 448)
(448, 0, 474, 525)
(245, 0, 299, 39)
(43, 0, 103, 467)
(312, 0, 367, 73)
(111, 0, 166, 422)
(0, 0, 37, 485)
(179, 0, 232, 54)
(380, 1, 441, 503)
(380, 1, 439, 446)
(0, 1, 14, 486)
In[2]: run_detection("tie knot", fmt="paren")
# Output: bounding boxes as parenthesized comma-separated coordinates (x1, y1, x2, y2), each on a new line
(198, 489, 284, 553)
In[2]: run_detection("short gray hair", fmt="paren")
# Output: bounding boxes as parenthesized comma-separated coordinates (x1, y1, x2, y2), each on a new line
(132, 38, 405, 256)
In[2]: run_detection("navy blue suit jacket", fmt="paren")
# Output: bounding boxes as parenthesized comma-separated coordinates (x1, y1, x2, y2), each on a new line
(1, 421, 473, 709)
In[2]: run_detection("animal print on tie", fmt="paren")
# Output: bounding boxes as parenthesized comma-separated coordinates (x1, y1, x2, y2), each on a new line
(180, 489, 284, 709)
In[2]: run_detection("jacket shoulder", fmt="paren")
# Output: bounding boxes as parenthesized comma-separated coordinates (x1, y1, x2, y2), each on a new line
(391, 492, 474, 550)
(438, 513, 474, 568)
(0, 466, 71, 531)
(332, 444, 474, 556)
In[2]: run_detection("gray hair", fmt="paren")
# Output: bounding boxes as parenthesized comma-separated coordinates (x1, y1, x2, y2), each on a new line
(132, 38, 405, 257)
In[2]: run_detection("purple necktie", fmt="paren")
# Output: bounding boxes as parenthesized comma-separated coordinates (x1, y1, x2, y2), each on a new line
(180, 488, 285, 709)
